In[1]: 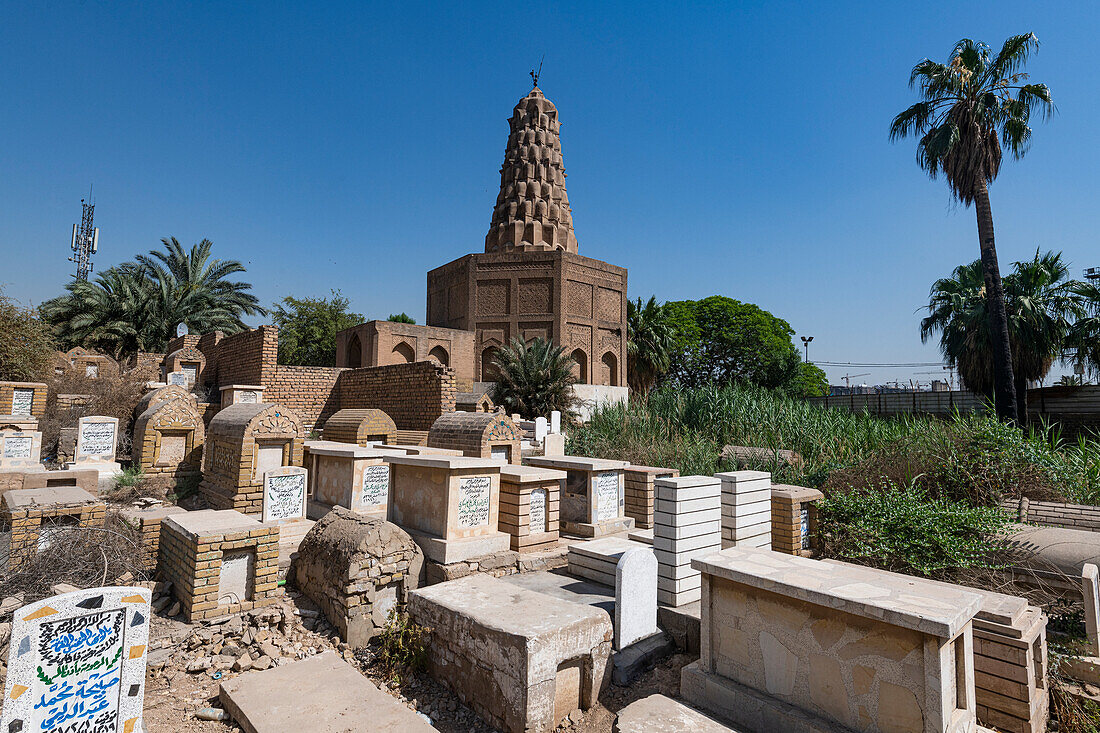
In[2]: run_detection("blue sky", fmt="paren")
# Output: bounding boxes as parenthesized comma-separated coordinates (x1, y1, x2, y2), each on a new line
(1, 2, 1096, 386)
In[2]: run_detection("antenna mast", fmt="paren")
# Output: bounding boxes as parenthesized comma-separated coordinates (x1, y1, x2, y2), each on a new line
(69, 189, 98, 280)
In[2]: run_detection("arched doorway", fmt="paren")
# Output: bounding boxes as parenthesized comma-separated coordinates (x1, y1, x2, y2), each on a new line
(346, 333, 362, 369)
(428, 346, 449, 367)
(600, 352, 618, 387)
(481, 346, 499, 381)
(570, 349, 587, 384)
(392, 341, 415, 364)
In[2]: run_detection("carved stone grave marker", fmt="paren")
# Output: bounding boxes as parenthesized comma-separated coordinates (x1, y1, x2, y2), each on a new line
(457, 475, 492, 528)
(262, 467, 307, 523)
(615, 547, 658, 650)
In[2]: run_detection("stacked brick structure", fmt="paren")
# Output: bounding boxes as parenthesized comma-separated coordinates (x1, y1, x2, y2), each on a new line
(321, 408, 397, 446)
(770, 484, 824, 556)
(2, 487, 106, 569)
(335, 321, 476, 389)
(426, 411, 521, 463)
(292, 508, 424, 647)
(498, 464, 563, 552)
(119, 504, 187, 571)
(158, 509, 279, 622)
(0, 382, 48, 417)
(974, 604, 1049, 733)
(623, 465, 679, 530)
(163, 344, 207, 385)
(132, 395, 205, 477)
(1001, 496, 1100, 532)
(200, 403, 305, 513)
(338, 361, 456, 431)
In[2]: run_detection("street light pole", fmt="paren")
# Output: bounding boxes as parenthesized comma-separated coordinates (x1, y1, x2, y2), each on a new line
(800, 335, 814, 363)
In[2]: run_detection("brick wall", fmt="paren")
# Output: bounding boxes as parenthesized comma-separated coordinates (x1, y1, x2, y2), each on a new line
(1001, 496, 1100, 532)
(201, 327, 276, 388)
(337, 362, 456, 431)
(266, 365, 344, 431)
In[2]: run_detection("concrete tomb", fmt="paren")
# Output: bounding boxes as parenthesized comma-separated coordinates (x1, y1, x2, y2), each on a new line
(526, 455, 633, 537)
(292, 508, 424, 648)
(615, 547, 659, 650)
(771, 484, 824, 556)
(654, 476, 722, 607)
(1085, 563, 1099, 657)
(321, 407, 397, 446)
(568, 536, 653, 588)
(199, 403, 305, 513)
(0, 381, 47, 418)
(132, 394, 205, 477)
(118, 502, 188, 571)
(427, 410, 522, 463)
(219, 651, 435, 733)
(67, 415, 122, 487)
(386, 454, 510, 564)
(303, 441, 391, 519)
(2, 487, 106, 569)
(409, 573, 612, 733)
(498, 464, 564, 552)
(681, 547, 984, 733)
(624, 465, 680, 530)
(0, 429, 42, 471)
(0, 586, 152, 733)
(220, 384, 265, 409)
(158, 509, 279, 622)
(261, 466, 308, 523)
(614, 694, 737, 733)
(717, 470, 771, 550)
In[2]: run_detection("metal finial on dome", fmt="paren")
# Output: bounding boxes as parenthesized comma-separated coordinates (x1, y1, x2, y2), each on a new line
(530, 57, 543, 88)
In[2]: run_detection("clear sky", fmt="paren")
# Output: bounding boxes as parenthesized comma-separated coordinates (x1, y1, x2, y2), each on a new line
(2, 2, 1096, 386)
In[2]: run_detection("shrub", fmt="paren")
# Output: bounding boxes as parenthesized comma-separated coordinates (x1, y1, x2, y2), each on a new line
(0, 286, 55, 382)
(377, 610, 430, 685)
(817, 481, 1012, 576)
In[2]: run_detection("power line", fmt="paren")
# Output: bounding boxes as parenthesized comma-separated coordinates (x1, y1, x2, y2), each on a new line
(815, 361, 945, 367)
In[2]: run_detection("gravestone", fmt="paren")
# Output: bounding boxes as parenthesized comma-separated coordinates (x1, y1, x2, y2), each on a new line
(0, 430, 41, 470)
(551, 410, 561, 434)
(262, 466, 307, 523)
(0, 586, 152, 733)
(11, 388, 34, 416)
(529, 488, 547, 534)
(166, 371, 189, 386)
(361, 463, 389, 510)
(457, 475, 492, 528)
(595, 471, 621, 521)
(535, 417, 548, 442)
(75, 416, 118, 461)
(615, 547, 658, 650)
(1085, 563, 1100, 657)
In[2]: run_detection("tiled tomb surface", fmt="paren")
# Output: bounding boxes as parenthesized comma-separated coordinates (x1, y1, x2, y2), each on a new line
(292, 507, 424, 647)
(682, 547, 985, 733)
(427, 410, 522, 463)
(498, 464, 564, 552)
(0, 586, 151, 733)
(303, 441, 392, 519)
(526, 455, 633, 537)
(321, 407, 397, 446)
(386, 453, 509, 564)
(2, 487, 106, 569)
(409, 573, 612, 733)
(199, 403, 305, 513)
(158, 510, 279, 622)
(623, 464, 679, 530)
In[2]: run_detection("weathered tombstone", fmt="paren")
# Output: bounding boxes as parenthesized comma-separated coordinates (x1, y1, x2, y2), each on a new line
(67, 415, 122, 487)
(0, 430, 42, 470)
(262, 466, 308, 523)
(165, 371, 189, 386)
(535, 417, 548, 442)
(615, 547, 658, 650)
(1085, 563, 1100, 657)
(550, 410, 561, 434)
(11, 388, 34, 416)
(0, 586, 152, 733)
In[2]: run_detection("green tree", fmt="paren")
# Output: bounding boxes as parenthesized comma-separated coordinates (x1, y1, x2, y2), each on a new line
(664, 296, 801, 390)
(792, 362, 829, 398)
(387, 313, 416, 324)
(891, 34, 1054, 423)
(1068, 280, 1100, 379)
(0, 287, 55, 381)
(627, 296, 674, 395)
(921, 251, 1083, 417)
(41, 238, 264, 357)
(273, 291, 364, 366)
(490, 337, 578, 420)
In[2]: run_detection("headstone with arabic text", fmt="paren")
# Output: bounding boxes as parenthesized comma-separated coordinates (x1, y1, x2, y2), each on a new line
(11, 388, 34, 416)
(0, 431, 42, 469)
(595, 471, 621, 522)
(360, 464, 389, 510)
(166, 371, 189, 387)
(262, 467, 307, 523)
(529, 488, 547, 534)
(457, 475, 492, 529)
(0, 586, 151, 733)
(75, 417, 118, 462)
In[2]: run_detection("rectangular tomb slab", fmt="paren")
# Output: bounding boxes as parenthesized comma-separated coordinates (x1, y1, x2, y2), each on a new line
(526, 455, 633, 537)
(304, 442, 392, 519)
(499, 464, 565, 553)
(409, 573, 613, 733)
(568, 536, 653, 587)
(386, 454, 509, 564)
(220, 651, 435, 733)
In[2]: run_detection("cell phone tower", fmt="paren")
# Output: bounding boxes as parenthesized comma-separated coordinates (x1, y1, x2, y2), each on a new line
(68, 191, 99, 280)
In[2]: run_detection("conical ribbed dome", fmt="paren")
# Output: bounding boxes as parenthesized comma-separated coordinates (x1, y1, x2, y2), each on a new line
(484, 87, 578, 254)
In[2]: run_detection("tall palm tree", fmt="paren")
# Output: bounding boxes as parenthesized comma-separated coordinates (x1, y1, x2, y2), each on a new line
(921, 251, 1082, 418)
(1069, 280, 1100, 378)
(490, 337, 578, 420)
(627, 296, 674, 394)
(891, 34, 1054, 422)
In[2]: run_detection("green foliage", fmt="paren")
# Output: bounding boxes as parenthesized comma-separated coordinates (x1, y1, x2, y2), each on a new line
(377, 610, 429, 685)
(273, 290, 364, 366)
(40, 238, 265, 357)
(817, 481, 1011, 576)
(626, 296, 674, 394)
(387, 313, 416, 324)
(114, 466, 145, 489)
(490, 337, 578, 420)
(791, 362, 829, 398)
(0, 286, 55, 382)
(662, 296, 801, 391)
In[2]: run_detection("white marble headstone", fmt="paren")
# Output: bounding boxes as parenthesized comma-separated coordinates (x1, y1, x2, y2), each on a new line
(534, 417, 548, 442)
(360, 464, 390, 509)
(595, 471, 621, 522)
(262, 467, 308, 523)
(0, 431, 42, 469)
(550, 411, 561, 434)
(529, 488, 547, 534)
(1, 586, 152, 733)
(615, 547, 658, 650)
(456, 475, 492, 529)
(11, 388, 34, 416)
(75, 416, 118, 462)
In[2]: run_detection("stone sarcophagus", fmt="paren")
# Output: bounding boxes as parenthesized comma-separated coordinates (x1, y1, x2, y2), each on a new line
(525, 455, 632, 537)
(200, 403, 305, 513)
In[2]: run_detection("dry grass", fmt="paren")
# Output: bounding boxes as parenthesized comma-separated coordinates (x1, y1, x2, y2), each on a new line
(39, 368, 148, 463)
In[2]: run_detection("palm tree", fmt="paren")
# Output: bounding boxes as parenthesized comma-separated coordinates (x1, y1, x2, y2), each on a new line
(891, 34, 1054, 422)
(921, 251, 1082, 419)
(490, 337, 578, 420)
(41, 238, 265, 357)
(627, 296, 674, 394)
(1069, 280, 1100, 377)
